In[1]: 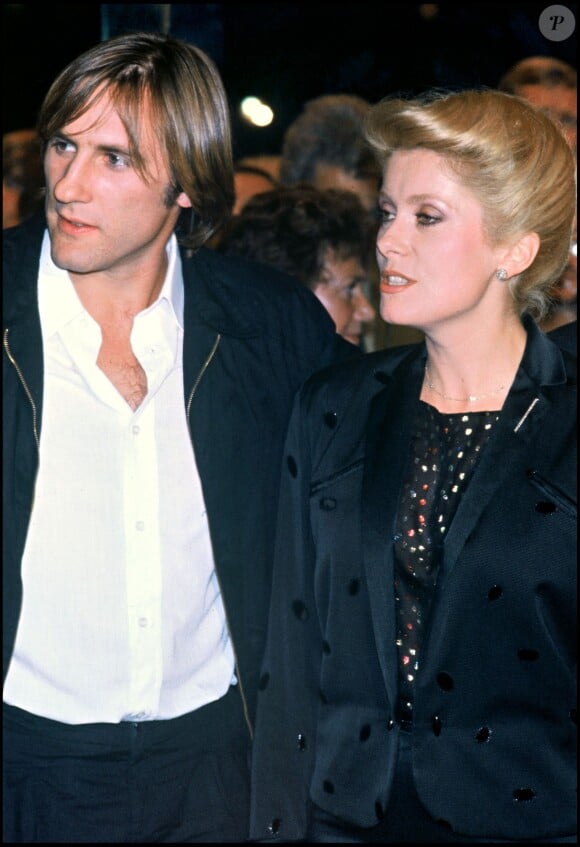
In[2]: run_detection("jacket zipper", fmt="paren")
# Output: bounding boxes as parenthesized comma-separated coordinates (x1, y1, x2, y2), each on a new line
(4, 328, 40, 451)
(186, 333, 255, 740)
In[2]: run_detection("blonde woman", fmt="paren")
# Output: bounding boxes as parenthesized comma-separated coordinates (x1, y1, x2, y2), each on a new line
(251, 89, 576, 843)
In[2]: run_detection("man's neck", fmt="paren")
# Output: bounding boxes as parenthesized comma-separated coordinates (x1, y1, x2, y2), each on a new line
(70, 252, 169, 327)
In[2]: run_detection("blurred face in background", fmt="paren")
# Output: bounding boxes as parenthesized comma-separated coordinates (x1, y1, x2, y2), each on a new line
(2, 180, 22, 229)
(516, 84, 577, 151)
(552, 232, 577, 309)
(3, 128, 44, 228)
(233, 169, 277, 215)
(313, 162, 378, 214)
(313, 249, 375, 347)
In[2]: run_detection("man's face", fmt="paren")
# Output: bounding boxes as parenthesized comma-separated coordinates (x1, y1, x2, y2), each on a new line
(517, 84, 577, 151)
(44, 89, 191, 284)
(233, 171, 275, 215)
(313, 161, 378, 214)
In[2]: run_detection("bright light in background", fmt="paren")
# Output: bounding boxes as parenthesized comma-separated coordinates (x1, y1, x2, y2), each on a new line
(240, 96, 274, 127)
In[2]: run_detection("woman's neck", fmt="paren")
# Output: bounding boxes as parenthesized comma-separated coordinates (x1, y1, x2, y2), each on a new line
(420, 316, 527, 414)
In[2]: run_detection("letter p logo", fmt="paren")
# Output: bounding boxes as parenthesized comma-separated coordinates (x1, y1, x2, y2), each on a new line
(539, 5, 576, 40)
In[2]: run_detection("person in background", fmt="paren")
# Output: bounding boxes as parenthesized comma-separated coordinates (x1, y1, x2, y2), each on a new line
(206, 159, 278, 248)
(232, 161, 278, 215)
(498, 56, 577, 342)
(236, 153, 281, 183)
(250, 88, 576, 843)
(219, 184, 376, 348)
(280, 92, 421, 350)
(497, 55, 577, 152)
(541, 233, 577, 335)
(279, 93, 381, 215)
(3, 128, 45, 229)
(2, 31, 356, 844)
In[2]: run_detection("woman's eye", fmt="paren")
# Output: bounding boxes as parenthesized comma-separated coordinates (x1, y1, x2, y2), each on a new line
(417, 213, 441, 226)
(377, 208, 394, 224)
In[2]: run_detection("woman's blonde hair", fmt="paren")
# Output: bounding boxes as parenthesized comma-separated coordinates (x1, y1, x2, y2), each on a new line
(364, 89, 576, 318)
(37, 31, 234, 249)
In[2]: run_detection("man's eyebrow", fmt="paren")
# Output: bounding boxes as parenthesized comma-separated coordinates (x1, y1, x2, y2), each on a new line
(95, 143, 133, 157)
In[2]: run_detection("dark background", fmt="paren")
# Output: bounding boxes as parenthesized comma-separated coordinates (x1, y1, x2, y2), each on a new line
(3, 3, 577, 159)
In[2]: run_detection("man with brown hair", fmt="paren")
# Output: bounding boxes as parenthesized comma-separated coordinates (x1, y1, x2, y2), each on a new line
(3, 31, 355, 843)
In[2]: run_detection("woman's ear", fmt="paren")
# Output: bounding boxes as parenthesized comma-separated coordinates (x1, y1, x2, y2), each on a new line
(500, 231, 541, 277)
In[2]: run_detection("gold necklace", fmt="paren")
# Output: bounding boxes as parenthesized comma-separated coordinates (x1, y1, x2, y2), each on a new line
(424, 364, 506, 403)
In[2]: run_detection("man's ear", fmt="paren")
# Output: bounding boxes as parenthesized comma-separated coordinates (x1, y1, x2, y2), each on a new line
(176, 191, 193, 209)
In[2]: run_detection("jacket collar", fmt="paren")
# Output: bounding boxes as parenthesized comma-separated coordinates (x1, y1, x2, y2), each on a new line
(367, 313, 568, 394)
(517, 311, 569, 387)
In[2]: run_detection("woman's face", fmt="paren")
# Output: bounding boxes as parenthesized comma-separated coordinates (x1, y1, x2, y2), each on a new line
(376, 148, 509, 336)
(313, 249, 375, 347)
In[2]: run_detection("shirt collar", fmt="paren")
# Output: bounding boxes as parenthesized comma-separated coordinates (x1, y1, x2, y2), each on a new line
(38, 230, 184, 339)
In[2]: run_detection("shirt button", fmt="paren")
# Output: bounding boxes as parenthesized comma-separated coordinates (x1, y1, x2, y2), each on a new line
(138, 617, 148, 628)
(132, 425, 140, 435)
(136, 521, 145, 531)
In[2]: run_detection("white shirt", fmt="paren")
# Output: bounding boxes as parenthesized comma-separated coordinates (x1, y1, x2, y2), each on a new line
(3, 232, 235, 724)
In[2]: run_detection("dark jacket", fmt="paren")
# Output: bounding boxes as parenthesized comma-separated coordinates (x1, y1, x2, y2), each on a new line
(250, 318, 577, 841)
(2, 213, 358, 732)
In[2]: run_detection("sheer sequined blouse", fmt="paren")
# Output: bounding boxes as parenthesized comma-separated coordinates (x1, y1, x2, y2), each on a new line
(393, 401, 499, 729)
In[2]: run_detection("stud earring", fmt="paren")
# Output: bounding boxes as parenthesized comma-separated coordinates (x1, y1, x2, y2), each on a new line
(495, 268, 508, 281)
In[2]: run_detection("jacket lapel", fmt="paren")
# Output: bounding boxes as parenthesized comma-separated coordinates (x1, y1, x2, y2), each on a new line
(361, 350, 425, 702)
(442, 320, 568, 579)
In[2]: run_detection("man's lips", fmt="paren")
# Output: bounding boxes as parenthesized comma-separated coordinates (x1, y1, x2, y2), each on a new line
(57, 214, 97, 234)
(379, 270, 417, 293)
